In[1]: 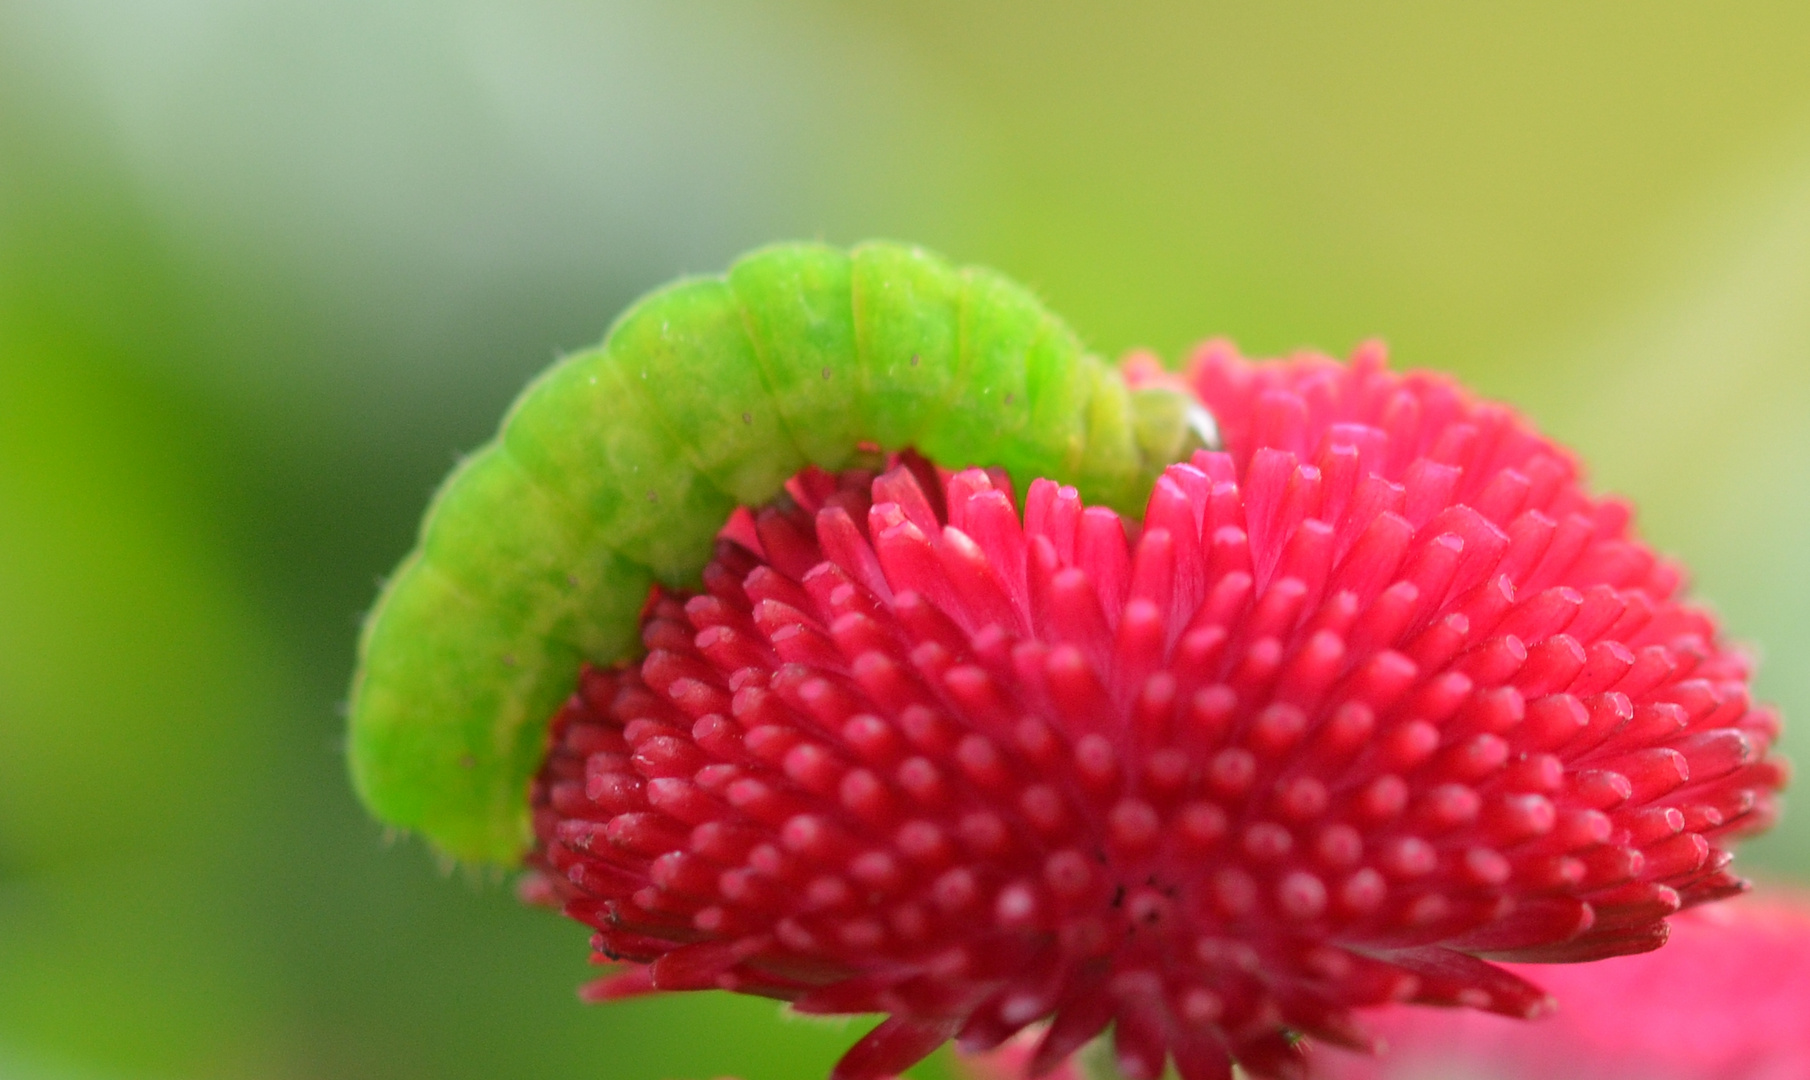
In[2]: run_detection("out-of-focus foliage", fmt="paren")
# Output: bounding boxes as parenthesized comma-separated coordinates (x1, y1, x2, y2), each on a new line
(1, 3, 1807, 1079)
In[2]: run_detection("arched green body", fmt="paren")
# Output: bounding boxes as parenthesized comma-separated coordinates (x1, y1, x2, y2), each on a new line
(349, 241, 1203, 863)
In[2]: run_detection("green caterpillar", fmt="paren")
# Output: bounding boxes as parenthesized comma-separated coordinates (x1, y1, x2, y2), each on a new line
(349, 241, 1208, 863)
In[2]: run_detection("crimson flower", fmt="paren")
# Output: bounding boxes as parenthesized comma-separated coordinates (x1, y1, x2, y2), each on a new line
(522, 344, 1786, 1080)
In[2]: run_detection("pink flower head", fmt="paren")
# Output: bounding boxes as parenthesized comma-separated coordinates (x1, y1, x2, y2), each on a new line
(523, 344, 1786, 1080)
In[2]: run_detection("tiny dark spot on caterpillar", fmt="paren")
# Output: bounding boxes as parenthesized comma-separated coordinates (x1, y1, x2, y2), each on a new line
(910, 354, 920, 366)
(458, 754, 476, 769)
(741, 411, 752, 424)
(1004, 392, 1015, 405)
(566, 574, 581, 588)
(647, 489, 659, 504)
(821, 366, 832, 380)
(501, 653, 517, 667)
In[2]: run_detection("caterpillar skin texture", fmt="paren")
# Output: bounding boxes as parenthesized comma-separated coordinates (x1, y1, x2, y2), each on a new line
(349, 241, 1205, 863)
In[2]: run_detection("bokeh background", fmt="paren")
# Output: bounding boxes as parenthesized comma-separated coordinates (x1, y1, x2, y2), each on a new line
(4, 3, 1810, 1078)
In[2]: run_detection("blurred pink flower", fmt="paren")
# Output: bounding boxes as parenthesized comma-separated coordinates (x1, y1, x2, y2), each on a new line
(1314, 889, 1810, 1080)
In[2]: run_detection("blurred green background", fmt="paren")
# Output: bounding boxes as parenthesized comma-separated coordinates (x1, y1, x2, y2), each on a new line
(4, 3, 1810, 1078)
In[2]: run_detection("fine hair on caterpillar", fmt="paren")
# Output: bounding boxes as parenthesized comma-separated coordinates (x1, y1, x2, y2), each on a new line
(348, 241, 1208, 862)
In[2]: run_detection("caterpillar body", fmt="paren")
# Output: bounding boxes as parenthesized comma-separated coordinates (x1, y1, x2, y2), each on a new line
(349, 241, 1208, 863)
